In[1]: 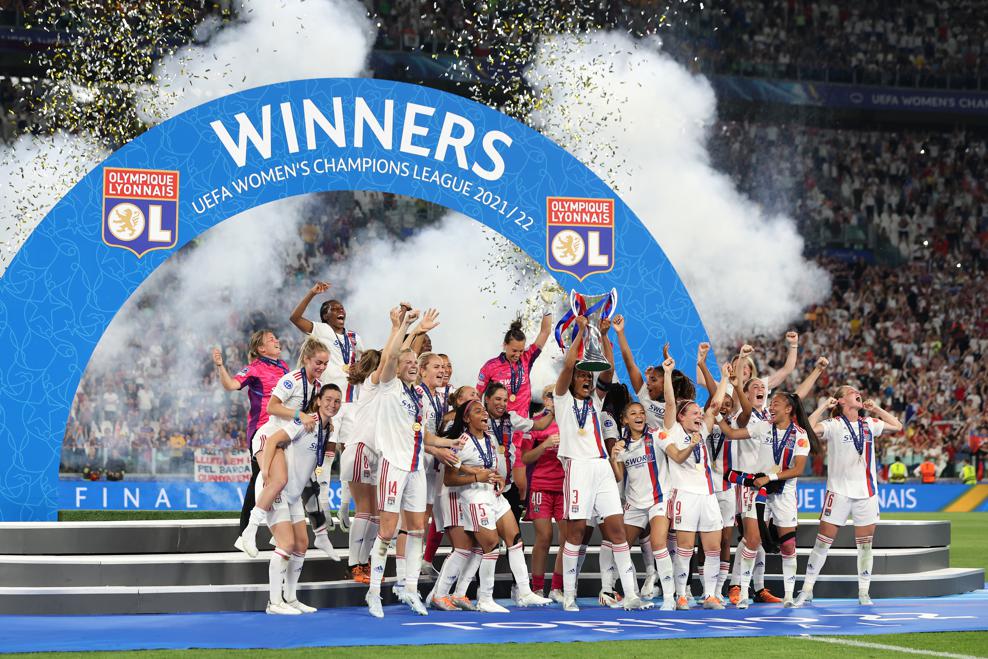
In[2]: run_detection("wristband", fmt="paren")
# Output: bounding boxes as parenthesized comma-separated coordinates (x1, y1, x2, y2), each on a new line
(294, 409, 300, 422)
(768, 473, 779, 481)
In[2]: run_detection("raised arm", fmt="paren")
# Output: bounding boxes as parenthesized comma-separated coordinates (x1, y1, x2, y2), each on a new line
(555, 316, 587, 396)
(289, 281, 330, 335)
(794, 356, 829, 400)
(211, 348, 241, 391)
(379, 307, 417, 384)
(664, 430, 701, 464)
(703, 362, 732, 429)
(611, 315, 644, 392)
(766, 331, 799, 390)
(734, 345, 754, 427)
(662, 356, 676, 430)
(401, 307, 439, 352)
(808, 396, 835, 437)
(696, 342, 717, 398)
(534, 311, 552, 349)
(863, 399, 904, 433)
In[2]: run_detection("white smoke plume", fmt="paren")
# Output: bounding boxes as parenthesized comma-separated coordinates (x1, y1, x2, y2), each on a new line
(138, 0, 375, 121)
(0, 133, 107, 274)
(526, 32, 831, 344)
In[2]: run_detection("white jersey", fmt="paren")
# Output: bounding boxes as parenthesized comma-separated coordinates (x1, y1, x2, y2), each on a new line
(618, 427, 666, 507)
(351, 379, 380, 450)
(489, 411, 533, 491)
(281, 421, 331, 502)
(637, 383, 665, 428)
(416, 383, 446, 476)
(747, 420, 811, 494)
(706, 420, 733, 493)
(452, 431, 498, 504)
(270, 368, 322, 414)
(658, 422, 716, 496)
(732, 407, 769, 472)
(821, 416, 885, 499)
(310, 322, 365, 392)
(375, 377, 427, 471)
(556, 389, 607, 460)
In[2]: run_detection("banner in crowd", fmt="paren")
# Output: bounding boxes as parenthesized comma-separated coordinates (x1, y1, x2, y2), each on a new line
(1, 78, 708, 521)
(58, 480, 988, 512)
(193, 449, 251, 483)
(713, 76, 988, 116)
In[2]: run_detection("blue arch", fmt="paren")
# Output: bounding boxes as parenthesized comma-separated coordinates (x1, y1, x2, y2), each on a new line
(0, 78, 708, 520)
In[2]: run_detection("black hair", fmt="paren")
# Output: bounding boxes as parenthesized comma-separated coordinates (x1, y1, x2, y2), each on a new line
(484, 382, 507, 401)
(503, 319, 526, 344)
(777, 392, 819, 448)
(601, 382, 630, 433)
(444, 400, 481, 439)
(319, 299, 343, 324)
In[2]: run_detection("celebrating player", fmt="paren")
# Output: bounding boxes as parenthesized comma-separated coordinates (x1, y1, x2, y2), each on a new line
(796, 387, 903, 606)
(237, 338, 329, 558)
(365, 307, 459, 618)
(259, 383, 341, 614)
(660, 356, 732, 610)
(290, 281, 364, 392)
(554, 316, 651, 612)
(211, 331, 289, 537)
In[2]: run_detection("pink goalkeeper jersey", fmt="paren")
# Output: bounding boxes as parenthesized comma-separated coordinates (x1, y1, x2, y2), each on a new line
(233, 357, 290, 445)
(476, 344, 542, 417)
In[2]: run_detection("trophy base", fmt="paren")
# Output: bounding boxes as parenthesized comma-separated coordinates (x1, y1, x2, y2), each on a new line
(576, 359, 611, 373)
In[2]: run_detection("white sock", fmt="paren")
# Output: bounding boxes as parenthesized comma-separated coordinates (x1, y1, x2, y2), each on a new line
(802, 533, 834, 594)
(716, 560, 730, 595)
(702, 550, 719, 599)
(640, 537, 656, 579)
(753, 545, 766, 591)
(268, 547, 290, 604)
(368, 535, 389, 594)
(478, 549, 499, 600)
(562, 542, 581, 597)
(454, 548, 483, 597)
(730, 545, 742, 586)
(285, 552, 305, 602)
(436, 548, 470, 598)
(395, 537, 406, 588)
(612, 542, 639, 599)
(654, 546, 675, 600)
(782, 549, 797, 599)
(673, 545, 692, 597)
(338, 480, 351, 522)
(507, 542, 533, 595)
(360, 516, 380, 564)
(404, 530, 424, 592)
(248, 506, 266, 528)
(738, 541, 758, 601)
(856, 535, 874, 594)
(599, 540, 616, 592)
(348, 513, 370, 567)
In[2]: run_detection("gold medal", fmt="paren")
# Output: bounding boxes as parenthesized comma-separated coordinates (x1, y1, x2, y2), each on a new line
(578, 428, 587, 436)
(695, 462, 704, 472)
(341, 363, 350, 374)
(315, 466, 324, 477)
(509, 394, 517, 402)
(412, 422, 422, 432)
(497, 445, 505, 455)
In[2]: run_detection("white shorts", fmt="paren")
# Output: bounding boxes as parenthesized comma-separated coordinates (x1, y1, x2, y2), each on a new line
(735, 485, 759, 520)
(434, 488, 461, 531)
(377, 458, 427, 514)
(562, 458, 623, 521)
(493, 493, 512, 522)
(251, 418, 288, 456)
(745, 489, 798, 528)
(820, 490, 880, 527)
(716, 489, 736, 527)
(268, 494, 305, 526)
(426, 464, 441, 503)
(623, 501, 666, 529)
(667, 488, 721, 533)
(462, 498, 497, 532)
(340, 441, 377, 485)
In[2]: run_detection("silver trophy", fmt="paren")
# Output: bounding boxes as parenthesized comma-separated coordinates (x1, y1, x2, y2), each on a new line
(554, 289, 618, 372)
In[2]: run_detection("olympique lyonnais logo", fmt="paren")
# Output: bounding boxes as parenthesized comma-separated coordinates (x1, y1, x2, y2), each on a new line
(546, 196, 615, 281)
(102, 167, 179, 258)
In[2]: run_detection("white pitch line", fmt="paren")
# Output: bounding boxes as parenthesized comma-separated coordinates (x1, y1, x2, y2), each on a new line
(801, 635, 983, 659)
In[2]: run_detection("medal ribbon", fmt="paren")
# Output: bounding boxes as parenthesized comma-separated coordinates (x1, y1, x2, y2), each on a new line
(420, 385, 443, 434)
(507, 357, 522, 395)
(573, 397, 592, 431)
(771, 422, 796, 466)
(336, 331, 353, 366)
(691, 432, 704, 463)
(709, 427, 726, 460)
(260, 356, 289, 374)
(840, 415, 869, 455)
(470, 432, 495, 469)
(315, 413, 327, 467)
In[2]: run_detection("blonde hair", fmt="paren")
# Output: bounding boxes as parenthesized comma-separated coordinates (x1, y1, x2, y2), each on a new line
(247, 329, 274, 362)
(296, 337, 330, 369)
